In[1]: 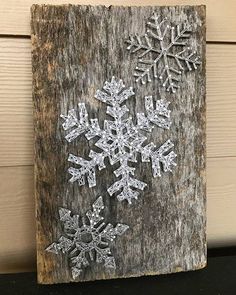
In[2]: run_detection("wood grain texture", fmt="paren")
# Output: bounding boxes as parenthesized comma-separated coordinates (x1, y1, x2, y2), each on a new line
(1, 40, 236, 167)
(1, 40, 236, 275)
(2, 156, 236, 274)
(31, 5, 206, 284)
(0, 0, 236, 42)
(0, 0, 235, 278)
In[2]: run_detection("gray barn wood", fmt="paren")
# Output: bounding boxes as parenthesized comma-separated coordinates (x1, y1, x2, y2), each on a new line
(31, 4, 206, 284)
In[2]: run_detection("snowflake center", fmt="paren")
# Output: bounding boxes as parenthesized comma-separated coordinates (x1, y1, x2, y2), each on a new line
(75, 226, 101, 246)
(80, 232, 93, 243)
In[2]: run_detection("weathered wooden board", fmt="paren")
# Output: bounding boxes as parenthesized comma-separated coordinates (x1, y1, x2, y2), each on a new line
(4, 156, 236, 274)
(31, 4, 206, 284)
(1, 0, 235, 42)
(1, 39, 236, 168)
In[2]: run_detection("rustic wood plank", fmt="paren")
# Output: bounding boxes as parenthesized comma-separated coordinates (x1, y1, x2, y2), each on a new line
(1, 157, 236, 274)
(0, 38, 236, 166)
(31, 5, 206, 284)
(1, 41, 236, 167)
(0, 0, 236, 42)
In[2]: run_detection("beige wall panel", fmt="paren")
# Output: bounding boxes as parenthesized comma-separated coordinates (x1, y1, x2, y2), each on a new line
(0, 166, 35, 274)
(207, 157, 236, 247)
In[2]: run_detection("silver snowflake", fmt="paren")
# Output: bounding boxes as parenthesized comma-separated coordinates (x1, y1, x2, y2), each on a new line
(126, 13, 201, 93)
(46, 196, 129, 279)
(61, 77, 177, 204)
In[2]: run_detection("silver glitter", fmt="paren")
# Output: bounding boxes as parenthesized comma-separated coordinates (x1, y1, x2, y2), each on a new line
(61, 77, 177, 204)
(126, 13, 201, 93)
(46, 196, 129, 279)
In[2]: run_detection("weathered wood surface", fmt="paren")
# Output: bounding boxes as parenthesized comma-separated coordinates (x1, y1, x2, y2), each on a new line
(3, 156, 236, 275)
(1, 0, 236, 42)
(1, 40, 236, 168)
(31, 5, 206, 284)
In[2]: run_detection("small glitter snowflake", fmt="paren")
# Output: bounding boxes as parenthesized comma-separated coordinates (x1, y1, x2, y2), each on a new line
(46, 196, 129, 279)
(126, 13, 201, 93)
(61, 77, 177, 204)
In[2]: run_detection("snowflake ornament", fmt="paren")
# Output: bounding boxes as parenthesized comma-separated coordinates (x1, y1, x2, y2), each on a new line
(61, 77, 177, 204)
(126, 13, 201, 93)
(46, 196, 129, 279)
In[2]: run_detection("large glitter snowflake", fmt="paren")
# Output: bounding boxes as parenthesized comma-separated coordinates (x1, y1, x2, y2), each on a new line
(61, 77, 177, 204)
(46, 196, 129, 279)
(126, 13, 201, 93)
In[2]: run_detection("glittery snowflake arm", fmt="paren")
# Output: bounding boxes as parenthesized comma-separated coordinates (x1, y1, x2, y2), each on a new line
(141, 139, 177, 177)
(135, 96, 176, 176)
(100, 223, 129, 242)
(126, 13, 201, 93)
(60, 103, 90, 142)
(137, 96, 171, 130)
(95, 76, 134, 107)
(61, 106, 104, 143)
(108, 162, 147, 204)
(45, 207, 79, 254)
(86, 196, 104, 226)
(45, 196, 129, 279)
(68, 151, 106, 187)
